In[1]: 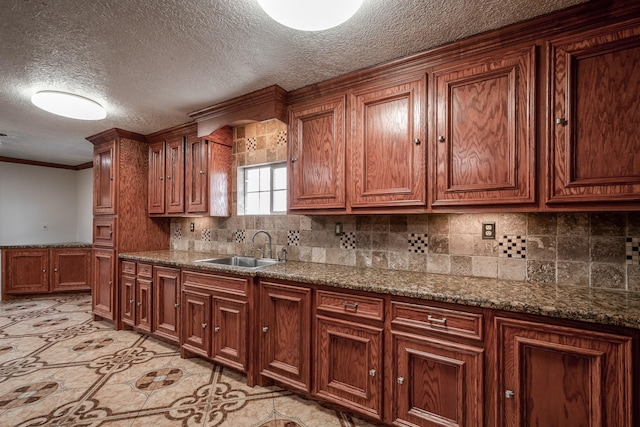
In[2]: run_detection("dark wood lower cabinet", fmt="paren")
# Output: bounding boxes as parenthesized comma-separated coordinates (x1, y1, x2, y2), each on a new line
(212, 295, 248, 371)
(93, 248, 116, 321)
(316, 316, 383, 419)
(259, 280, 311, 393)
(120, 272, 136, 327)
(50, 248, 91, 291)
(392, 333, 484, 427)
(496, 317, 633, 427)
(135, 277, 152, 334)
(153, 266, 180, 344)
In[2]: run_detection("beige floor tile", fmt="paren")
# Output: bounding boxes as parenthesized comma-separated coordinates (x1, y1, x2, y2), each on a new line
(272, 394, 345, 427)
(91, 382, 150, 413)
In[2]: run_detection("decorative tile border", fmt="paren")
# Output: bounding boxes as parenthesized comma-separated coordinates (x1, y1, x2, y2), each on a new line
(408, 233, 428, 253)
(202, 229, 211, 242)
(173, 226, 182, 240)
(287, 230, 300, 246)
(234, 230, 246, 243)
(499, 236, 526, 259)
(341, 232, 356, 250)
(247, 137, 257, 151)
(276, 131, 287, 146)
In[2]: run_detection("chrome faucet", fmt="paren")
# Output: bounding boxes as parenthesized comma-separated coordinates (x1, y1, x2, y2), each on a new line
(252, 230, 273, 259)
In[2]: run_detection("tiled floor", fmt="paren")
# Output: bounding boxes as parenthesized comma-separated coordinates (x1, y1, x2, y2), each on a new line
(0, 294, 376, 427)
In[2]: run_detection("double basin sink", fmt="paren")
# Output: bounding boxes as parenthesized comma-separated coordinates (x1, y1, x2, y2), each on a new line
(194, 256, 279, 269)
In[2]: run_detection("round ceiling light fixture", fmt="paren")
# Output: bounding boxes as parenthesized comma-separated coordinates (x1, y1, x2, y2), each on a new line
(257, 0, 364, 31)
(31, 90, 106, 120)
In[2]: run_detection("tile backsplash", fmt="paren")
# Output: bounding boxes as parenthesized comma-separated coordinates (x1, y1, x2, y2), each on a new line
(171, 120, 640, 291)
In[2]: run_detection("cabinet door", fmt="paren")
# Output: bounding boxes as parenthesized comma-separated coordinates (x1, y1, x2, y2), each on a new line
(433, 46, 536, 207)
(496, 317, 633, 427)
(94, 140, 117, 215)
(393, 333, 484, 427)
(165, 136, 185, 214)
(148, 141, 166, 214)
(4, 249, 49, 294)
(548, 25, 640, 205)
(121, 274, 136, 327)
(259, 281, 311, 392)
(350, 77, 426, 208)
(153, 266, 180, 343)
(181, 289, 211, 358)
(316, 316, 383, 419)
(288, 95, 346, 211)
(50, 248, 91, 292)
(209, 141, 232, 217)
(212, 294, 248, 372)
(93, 217, 116, 248)
(186, 135, 208, 213)
(92, 249, 115, 321)
(135, 278, 152, 333)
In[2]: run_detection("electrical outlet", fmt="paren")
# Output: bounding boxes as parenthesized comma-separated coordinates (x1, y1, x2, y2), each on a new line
(189, 223, 195, 232)
(482, 222, 495, 239)
(42, 224, 49, 232)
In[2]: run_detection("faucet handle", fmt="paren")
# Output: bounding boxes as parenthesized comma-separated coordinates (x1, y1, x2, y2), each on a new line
(277, 248, 288, 262)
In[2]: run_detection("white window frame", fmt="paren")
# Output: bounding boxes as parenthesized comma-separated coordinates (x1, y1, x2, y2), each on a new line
(238, 162, 287, 215)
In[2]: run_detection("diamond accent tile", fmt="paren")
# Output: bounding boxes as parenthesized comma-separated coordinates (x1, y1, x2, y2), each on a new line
(173, 226, 182, 240)
(408, 233, 428, 253)
(627, 237, 640, 265)
(341, 232, 356, 250)
(247, 137, 257, 151)
(499, 236, 526, 259)
(287, 230, 300, 246)
(233, 230, 246, 243)
(276, 130, 287, 146)
(201, 229, 211, 242)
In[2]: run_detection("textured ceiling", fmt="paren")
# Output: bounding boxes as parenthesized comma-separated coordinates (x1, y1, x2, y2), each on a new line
(0, 0, 587, 166)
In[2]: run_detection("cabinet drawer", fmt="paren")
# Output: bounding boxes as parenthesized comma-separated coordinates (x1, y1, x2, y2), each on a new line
(316, 290, 384, 322)
(182, 270, 248, 296)
(391, 301, 483, 341)
(93, 217, 116, 247)
(121, 261, 136, 275)
(137, 263, 153, 278)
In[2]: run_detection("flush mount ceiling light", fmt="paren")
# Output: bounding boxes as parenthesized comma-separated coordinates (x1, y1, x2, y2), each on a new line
(257, 0, 364, 31)
(31, 90, 106, 120)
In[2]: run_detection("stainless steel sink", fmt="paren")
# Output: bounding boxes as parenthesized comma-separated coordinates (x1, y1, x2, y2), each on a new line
(194, 256, 279, 269)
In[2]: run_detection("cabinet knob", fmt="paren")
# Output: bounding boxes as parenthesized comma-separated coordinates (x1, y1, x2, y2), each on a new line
(202, 323, 207, 329)
(413, 138, 421, 145)
(262, 326, 269, 333)
(129, 299, 135, 304)
(555, 118, 567, 126)
(437, 135, 445, 143)
(291, 157, 298, 163)
(42, 269, 46, 273)
(369, 369, 376, 377)
(108, 280, 113, 285)
(214, 326, 220, 332)
(199, 170, 204, 174)
(137, 302, 142, 306)
(109, 176, 114, 181)
(397, 377, 404, 385)
(174, 303, 180, 308)
(167, 176, 172, 180)
(505, 390, 515, 399)
(54, 268, 58, 272)
(159, 176, 163, 181)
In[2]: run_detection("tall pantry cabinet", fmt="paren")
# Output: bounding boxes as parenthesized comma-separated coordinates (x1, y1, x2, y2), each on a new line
(87, 128, 170, 326)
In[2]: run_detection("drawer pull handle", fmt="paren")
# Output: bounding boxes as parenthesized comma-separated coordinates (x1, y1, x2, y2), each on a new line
(174, 303, 180, 308)
(262, 326, 269, 333)
(202, 323, 207, 329)
(369, 369, 376, 377)
(214, 326, 220, 332)
(343, 301, 359, 310)
(427, 315, 447, 325)
(397, 377, 404, 385)
(505, 390, 515, 399)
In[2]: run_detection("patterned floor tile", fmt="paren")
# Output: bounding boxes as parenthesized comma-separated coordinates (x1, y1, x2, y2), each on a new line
(0, 294, 374, 427)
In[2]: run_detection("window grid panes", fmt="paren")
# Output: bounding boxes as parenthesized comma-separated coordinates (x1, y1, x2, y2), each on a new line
(243, 163, 286, 215)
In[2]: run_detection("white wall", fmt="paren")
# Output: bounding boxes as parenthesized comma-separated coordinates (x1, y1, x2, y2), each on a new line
(0, 162, 93, 245)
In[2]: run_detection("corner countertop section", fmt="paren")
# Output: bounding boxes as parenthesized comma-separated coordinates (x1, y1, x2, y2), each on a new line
(0, 243, 93, 249)
(119, 250, 640, 331)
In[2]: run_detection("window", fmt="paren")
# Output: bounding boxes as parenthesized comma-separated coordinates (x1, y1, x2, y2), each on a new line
(240, 162, 287, 215)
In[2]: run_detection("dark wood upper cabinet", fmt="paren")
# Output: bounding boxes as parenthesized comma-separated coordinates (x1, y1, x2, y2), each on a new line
(93, 140, 117, 215)
(185, 133, 208, 213)
(350, 76, 427, 210)
(148, 141, 166, 214)
(165, 136, 185, 214)
(548, 23, 640, 206)
(288, 95, 346, 212)
(432, 46, 537, 208)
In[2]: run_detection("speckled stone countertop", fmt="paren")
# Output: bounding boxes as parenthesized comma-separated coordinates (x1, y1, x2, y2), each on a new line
(120, 250, 640, 331)
(0, 242, 93, 249)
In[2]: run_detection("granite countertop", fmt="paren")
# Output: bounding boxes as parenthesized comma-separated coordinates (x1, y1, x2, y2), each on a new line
(119, 250, 640, 331)
(0, 242, 93, 249)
